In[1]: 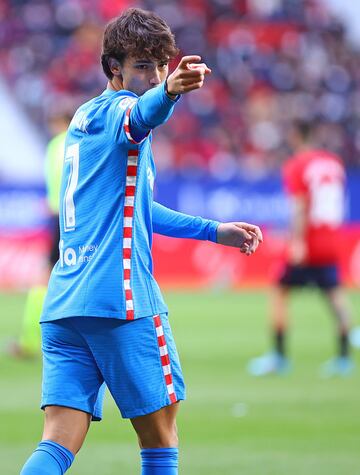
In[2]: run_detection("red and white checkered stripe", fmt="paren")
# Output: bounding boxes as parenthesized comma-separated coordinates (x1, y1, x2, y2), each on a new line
(123, 148, 138, 320)
(123, 104, 151, 144)
(153, 314, 177, 404)
(122, 104, 151, 319)
(124, 106, 138, 144)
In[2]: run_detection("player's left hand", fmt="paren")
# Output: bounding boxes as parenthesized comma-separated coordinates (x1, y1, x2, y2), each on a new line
(166, 55, 211, 96)
(216, 222, 263, 256)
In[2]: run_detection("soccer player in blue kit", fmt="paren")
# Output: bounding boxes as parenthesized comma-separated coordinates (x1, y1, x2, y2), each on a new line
(20, 8, 263, 475)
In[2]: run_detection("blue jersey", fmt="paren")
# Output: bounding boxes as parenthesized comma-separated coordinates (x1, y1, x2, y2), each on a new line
(41, 83, 218, 322)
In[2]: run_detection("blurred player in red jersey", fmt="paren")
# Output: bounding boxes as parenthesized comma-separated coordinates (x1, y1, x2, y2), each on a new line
(248, 120, 354, 377)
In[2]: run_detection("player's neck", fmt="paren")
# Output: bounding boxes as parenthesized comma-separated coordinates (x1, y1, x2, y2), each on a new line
(107, 78, 123, 92)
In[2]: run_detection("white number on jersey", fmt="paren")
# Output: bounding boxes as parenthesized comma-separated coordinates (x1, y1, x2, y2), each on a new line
(309, 181, 344, 226)
(63, 143, 79, 232)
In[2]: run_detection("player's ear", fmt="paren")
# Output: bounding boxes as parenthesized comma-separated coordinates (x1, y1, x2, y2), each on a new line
(109, 58, 123, 80)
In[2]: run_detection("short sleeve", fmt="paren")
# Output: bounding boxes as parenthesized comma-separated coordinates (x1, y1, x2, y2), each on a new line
(283, 156, 307, 196)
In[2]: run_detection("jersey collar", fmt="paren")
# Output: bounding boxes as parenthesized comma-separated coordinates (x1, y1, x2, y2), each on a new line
(101, 89, 138, 98)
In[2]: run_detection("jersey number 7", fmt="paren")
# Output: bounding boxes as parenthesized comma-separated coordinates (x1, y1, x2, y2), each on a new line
(63, 143, 79, 232)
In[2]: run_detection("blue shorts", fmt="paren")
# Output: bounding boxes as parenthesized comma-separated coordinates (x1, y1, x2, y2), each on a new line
(41, 314, 185, 420)
(279, 264, 339, 289)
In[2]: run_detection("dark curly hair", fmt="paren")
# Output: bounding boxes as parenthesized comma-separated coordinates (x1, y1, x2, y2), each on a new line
(101, 8, 179, 80)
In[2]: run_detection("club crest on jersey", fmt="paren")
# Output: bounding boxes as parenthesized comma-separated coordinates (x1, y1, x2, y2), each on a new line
(118, 97, 137, 110)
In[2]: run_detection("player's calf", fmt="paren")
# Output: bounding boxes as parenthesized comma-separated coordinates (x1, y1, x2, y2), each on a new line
(132, 404, 180, 474)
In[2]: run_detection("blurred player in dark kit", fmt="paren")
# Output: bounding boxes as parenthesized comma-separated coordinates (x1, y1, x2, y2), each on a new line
(248, 120, 354, 377)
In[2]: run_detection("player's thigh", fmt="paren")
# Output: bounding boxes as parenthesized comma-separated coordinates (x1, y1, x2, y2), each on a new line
(78, 314, 186, 419)
(131, 402, 180, 448)
(41, 319, 105, 422)
(43, 405, 91, 454)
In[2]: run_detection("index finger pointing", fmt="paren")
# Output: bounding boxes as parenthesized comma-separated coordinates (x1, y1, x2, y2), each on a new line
(188, 63, 212, 74)
(178, 55, 202, 69)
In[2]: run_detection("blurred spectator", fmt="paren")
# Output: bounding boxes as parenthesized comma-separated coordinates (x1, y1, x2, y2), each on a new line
(1, 0, 360, 173)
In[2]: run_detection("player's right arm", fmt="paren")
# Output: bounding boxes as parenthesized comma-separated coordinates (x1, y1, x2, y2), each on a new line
(152, 202, 262, 256)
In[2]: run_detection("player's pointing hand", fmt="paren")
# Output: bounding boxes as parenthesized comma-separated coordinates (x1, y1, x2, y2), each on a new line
(216, 222, 263, 256)
(166, 55, 212, 96)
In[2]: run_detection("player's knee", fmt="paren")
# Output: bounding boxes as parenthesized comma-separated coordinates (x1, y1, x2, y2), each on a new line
(43, 406, 91, 454)
(139, 422, 178, 448)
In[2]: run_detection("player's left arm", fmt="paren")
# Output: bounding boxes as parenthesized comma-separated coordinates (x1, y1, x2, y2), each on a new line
(129, 83, 180, 142)
(129, 55, 211, 142)
(152, 202, 262, 255)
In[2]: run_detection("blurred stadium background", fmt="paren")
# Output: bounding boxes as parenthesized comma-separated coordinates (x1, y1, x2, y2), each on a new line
(0, 0, 359, 474)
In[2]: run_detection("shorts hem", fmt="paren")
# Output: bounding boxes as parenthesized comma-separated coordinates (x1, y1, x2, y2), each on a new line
(41, 401, 102, 422)
(121, 394, 186, 419)
(40, 308, 169, 323)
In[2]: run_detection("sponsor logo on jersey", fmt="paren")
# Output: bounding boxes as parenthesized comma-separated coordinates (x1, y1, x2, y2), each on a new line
(59, 240, 99, 267)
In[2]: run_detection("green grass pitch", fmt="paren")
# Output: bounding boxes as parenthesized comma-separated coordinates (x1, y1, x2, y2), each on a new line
(1, 289, 359, 474)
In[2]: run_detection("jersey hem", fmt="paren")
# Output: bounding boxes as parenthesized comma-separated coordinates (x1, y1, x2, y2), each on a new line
(40, 306, 169, 323)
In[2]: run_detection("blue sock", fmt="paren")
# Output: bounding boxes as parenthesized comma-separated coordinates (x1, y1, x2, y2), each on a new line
(20, 440, 74, 474)
(141, 448, 178, 474)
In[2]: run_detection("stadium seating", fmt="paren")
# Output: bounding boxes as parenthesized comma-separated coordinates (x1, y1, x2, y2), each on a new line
(1, 0, 360, 172)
